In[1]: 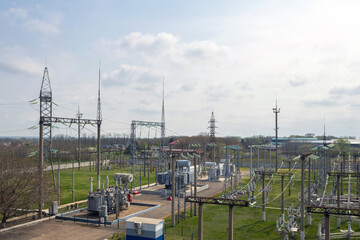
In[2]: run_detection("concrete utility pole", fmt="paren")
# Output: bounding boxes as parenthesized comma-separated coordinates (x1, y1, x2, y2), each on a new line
(228, 205, 234, 240)
(38, 122, 44, 218)
(250, 146, 253, 179)
(194, 150, 197, 216)
(300, 155, 305, 240)
(262, 173, 265, 221)
(308, 156, 311, 225)
(281, 175, 284, 220)
(198, 203, 203, 240)
(273, 101, 280, 172)
(72, 153, 75, 202)
(300, 153, 311, 240)
(171, 146, 175, 227)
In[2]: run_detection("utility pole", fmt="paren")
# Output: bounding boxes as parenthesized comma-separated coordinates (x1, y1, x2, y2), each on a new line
(38, 121, 44, 218)
(273, 101, 280, 172)
(308, 156, 311, 225)
(171, 145, 175, 227)
(262, 172, 265, 221)
(300, 152, 311, 240)
(300, 154, 305, 240)
(194, 145, 198, 216)
(250, 146, 253, 179)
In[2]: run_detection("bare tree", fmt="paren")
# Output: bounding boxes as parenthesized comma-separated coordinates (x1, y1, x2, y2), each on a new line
(0, 149, 39, 226)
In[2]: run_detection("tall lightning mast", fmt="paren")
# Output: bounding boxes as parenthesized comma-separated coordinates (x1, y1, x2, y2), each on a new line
(323, 114, 326, 146)
(96, 62, 102, 191)
(97, 62, 102, 122)
(161, 78, 165, 148)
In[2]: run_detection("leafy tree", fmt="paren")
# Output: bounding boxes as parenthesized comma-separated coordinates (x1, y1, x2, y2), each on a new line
(334, 138, 351, 154)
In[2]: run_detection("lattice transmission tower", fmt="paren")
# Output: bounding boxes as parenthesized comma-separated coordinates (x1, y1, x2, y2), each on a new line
(209, 111, 216, 143)
(208, 111, 216, 162)
(40, 67, 53, 166)
(39, 67, 57, 192)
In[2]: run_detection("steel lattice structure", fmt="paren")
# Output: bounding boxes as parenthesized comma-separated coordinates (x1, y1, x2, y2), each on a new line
(39, 67, 53, 168)
(42, 116, 100, 125)
(130, 120, 165, 162)
(185, 196, 249, 207)
(208, 111, 216, 144)
(130, 119, 166, 190)
(327, 172, 360, 177)
(307, 205, 360, 216)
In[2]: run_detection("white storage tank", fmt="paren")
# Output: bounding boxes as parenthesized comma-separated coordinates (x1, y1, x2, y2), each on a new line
(126, 217, 164, 240)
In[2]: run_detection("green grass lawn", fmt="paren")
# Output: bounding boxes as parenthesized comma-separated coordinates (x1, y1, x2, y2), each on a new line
(50, 164, 157, 205)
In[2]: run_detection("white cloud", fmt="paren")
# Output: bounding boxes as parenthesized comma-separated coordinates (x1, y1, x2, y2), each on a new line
(4, 7, 28, 19)
(23, 19, 59, 34)
(0, 46, 43, 75)
(103, 64, 160, 89)
(96, 32, 231, 68)
(3, 6, 60, 34)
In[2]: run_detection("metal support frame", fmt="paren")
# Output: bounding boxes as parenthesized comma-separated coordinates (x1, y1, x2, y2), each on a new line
(307, 205, 360, 216)
(255, 170, 274, 221)
(185, 196, 249, 240)
(129, 120, 165, 191)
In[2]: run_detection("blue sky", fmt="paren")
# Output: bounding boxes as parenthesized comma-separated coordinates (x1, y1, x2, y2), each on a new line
(1, 0, 360, 138)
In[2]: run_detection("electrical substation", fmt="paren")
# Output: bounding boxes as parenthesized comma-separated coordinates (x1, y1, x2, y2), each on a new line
(3, 66, 360, 240)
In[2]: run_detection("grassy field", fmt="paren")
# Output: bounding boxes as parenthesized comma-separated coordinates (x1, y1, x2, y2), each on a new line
(50, 164, 157, 205)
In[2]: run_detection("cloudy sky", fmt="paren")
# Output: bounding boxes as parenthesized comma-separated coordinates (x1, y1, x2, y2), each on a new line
(1, 0, 360, 138)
